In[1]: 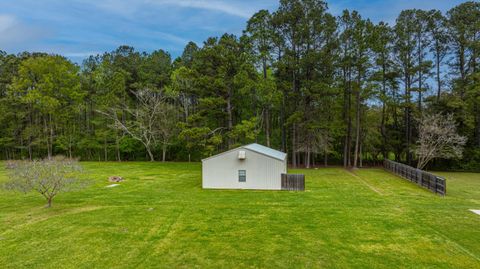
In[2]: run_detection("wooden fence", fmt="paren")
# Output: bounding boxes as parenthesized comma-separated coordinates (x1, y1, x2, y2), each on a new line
(281, 174, 305, 191)
(384, 159, 446, 196)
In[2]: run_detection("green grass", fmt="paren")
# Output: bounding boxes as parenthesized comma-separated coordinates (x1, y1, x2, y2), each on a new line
(1, 162, 479, 268)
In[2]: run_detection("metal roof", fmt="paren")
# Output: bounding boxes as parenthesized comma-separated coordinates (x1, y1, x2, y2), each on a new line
(243, 143, 287, 161)
(201, 143, 287, 162)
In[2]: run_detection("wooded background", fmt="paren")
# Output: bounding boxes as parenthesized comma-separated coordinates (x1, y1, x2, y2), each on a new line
(0, 0, 479, 170)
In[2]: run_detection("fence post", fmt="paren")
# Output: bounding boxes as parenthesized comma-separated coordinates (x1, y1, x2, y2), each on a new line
(383, 159, 446, 196)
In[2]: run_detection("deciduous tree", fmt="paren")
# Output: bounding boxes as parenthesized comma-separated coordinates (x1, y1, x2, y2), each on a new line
(4, 156, 86, 207)
(415, 113, 466, 169)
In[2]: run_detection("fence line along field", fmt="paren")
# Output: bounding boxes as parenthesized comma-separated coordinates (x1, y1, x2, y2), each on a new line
(0, 162, 479, 268)
(384, 159, 447, 195)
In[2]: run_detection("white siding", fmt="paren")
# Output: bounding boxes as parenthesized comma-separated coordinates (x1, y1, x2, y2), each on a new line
(202, 148, 286, 190)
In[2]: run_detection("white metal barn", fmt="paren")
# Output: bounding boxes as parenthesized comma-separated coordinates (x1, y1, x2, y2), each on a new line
(202, 143, 287, 190)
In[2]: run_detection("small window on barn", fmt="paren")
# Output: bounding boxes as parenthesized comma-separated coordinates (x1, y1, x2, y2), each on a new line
(239, 170, 246, 182)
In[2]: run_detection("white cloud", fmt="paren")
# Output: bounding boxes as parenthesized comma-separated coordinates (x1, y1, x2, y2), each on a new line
(0, 14, 49, 50)
(62, 51, 101, 57)
(122, 26, 191, 45)
(84, 0, 141, 17)
(0, 14, 17, 32)
(86, 0, 260, 18)
(151, 0, 255, 18)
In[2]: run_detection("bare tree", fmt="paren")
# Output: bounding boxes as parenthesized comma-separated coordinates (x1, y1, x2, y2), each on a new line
(415, 113, 466, 169)
(4, 156, 85, 208)
(99, 88, 178, 162)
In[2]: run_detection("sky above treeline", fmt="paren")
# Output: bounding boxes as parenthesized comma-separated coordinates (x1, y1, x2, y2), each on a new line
(0, 0, 466, 63)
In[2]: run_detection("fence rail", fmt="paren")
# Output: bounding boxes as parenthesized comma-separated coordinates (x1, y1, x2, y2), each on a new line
(384, 159, 446, 196)
(281, 174, 305, 191)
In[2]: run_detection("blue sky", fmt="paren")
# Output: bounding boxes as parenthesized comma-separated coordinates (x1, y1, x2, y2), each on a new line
(0, 0, 465, 63)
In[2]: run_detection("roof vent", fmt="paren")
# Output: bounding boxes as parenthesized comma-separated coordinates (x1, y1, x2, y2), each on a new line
(238, 150, 246, 160)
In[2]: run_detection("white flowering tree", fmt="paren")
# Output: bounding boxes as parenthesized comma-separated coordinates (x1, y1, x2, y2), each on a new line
(4, 156, 85, 207)
(415, 113, 467, 169)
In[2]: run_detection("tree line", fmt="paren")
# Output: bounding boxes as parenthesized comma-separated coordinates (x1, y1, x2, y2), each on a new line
(0, 0, 479, 170)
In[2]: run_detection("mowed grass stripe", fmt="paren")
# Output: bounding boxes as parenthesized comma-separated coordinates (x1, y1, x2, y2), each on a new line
(344, 169, 384, 195)
(0, 163, 479, 268)
(358, 168, 480, 264)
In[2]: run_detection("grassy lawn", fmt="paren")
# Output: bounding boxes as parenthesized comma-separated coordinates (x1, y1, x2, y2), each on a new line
(0, 162, 479, 268)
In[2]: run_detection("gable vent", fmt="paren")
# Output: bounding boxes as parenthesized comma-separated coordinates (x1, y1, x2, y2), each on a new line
(238, 150, 246, 160)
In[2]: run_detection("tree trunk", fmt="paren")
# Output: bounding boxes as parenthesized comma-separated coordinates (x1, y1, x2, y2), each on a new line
(265, 108, 270, 147)
(381, 62, 387, 160)
(115, 135, 121, 162)
(405, 73, 412, 165)
(343, 67, 352, 168)
(346, 78, 353, 168)
(353, 86, 361, 169)
(46, 197, 53, 208)
(69, 138, 72, 159)
(28, 107, 33, 160)
(281, 93, 286, 152)
(418, 32, 423, 113)
(28, 143, 32, 161)
(305, 150, 310, 169)
(436, 43, 441, 102)
(44, 116, 52, 159)
(146, 147, 154, 162)
(278, 50, 286, 153)
(292, 124, 297, 168)
(227, 93, 233, 148)
(359, 142, 363, 168)
(162, 144, 167, 162)
(104, 136, 108, 161)
(459, 45, 466, 99)
(50, 114, 54, 159)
